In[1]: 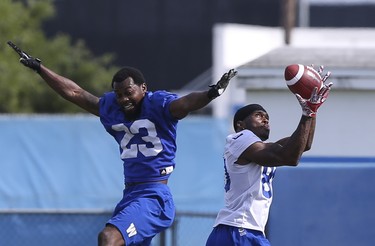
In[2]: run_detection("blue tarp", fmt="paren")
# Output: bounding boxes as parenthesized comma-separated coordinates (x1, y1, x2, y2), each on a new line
(1, 115, 375, 246)
(0, 115, 123, 209)
(0, 114, 228, 211)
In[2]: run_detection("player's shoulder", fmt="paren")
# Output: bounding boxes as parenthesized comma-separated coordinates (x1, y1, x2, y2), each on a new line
(225, 130, 262, 153)
(99, 91, 116, 106)
(227, 130, 258, 142)
(145, 90, 178, 104)
(147, 90, 177, 98)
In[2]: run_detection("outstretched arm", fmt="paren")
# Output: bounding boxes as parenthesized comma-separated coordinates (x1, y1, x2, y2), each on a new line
(275, 117, 315, 152)
(304, 117, 316, 151)
(169, 91, 212, 119)
(274, 66, 332, 152)
(7, 41, 100, 116)
(39, 65, 100, 116)
(169, 69, 237, 119)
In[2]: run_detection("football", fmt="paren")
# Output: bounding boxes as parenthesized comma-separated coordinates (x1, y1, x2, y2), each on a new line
(284, 64, 323, 99)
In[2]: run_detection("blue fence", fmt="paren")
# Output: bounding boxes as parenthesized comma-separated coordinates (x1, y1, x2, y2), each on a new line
(1, 115, 374, 246)
(268, 162, 375, 246)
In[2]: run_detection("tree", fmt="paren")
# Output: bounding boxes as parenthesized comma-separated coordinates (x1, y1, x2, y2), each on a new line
(0, 0, 119, 113)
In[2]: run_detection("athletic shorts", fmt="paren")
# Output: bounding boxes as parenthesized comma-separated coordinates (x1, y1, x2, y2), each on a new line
(107, 182, 175, 246)
(206, 224, 271, 246)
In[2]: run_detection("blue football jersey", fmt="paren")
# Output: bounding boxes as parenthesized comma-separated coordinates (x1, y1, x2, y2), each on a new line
(99, 90, 179, 183)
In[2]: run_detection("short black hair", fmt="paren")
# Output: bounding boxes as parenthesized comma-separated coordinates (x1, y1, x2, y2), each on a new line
(111, 66, 146, 88)
(233, 104, 267, 131)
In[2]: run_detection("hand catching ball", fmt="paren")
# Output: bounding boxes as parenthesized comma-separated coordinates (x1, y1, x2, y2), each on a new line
(284, 64, 323, 99)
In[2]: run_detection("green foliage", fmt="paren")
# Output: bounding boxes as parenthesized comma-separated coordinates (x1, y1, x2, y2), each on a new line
(0, 0, 119, 113)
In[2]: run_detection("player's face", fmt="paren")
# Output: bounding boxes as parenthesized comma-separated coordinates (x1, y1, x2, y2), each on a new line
(244, 110, 270, 141)
(113, 77, 147, 116)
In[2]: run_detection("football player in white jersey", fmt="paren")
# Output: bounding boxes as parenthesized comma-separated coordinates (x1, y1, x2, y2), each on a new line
(206, 69, 333, 246)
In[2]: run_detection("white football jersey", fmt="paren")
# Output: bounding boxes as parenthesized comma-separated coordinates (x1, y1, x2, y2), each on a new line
(213, 129, 276, 234)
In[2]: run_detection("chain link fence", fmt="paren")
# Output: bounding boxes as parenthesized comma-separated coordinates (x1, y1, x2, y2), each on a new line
(0, 210, 216, 246)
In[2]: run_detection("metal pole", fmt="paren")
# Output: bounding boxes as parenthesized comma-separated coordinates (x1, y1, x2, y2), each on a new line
(172, 218, 178, 246)
(159, 230, 166, 246)
(282, 0, 297, 45)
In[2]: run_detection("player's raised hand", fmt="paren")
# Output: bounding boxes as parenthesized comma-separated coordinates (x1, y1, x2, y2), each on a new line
(311, 64, 332, 84)
(296, 81, 333, 117)
(7, 41, 42, 73)
(207, 69, 237, 99)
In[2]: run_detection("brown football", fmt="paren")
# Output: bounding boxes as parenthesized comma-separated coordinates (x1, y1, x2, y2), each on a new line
(284, 64, 323, 99)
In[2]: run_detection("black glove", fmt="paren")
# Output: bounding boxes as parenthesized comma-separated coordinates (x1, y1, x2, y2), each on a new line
(207, 69, 237, 100)
(7, 41, 42, 73)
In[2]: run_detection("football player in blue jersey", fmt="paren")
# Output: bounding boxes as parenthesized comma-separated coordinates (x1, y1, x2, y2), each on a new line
(206, 66, 333, 246)
(8, 41, 237, 246)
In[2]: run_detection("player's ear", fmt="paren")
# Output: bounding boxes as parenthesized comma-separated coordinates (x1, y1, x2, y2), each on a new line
(141, 83, 147, 92)
(236, 121, 245, 132)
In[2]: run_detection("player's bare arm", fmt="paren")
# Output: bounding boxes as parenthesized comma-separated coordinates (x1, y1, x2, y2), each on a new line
(169, 91, 212, 119)
(39, 65, 100, 116)
(238, 115, 313, 167)
(305, 117, 316, 151)
(275, 117, 316, 152)
(169, 69, 237, 119)
(7, 41, 100, 116)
